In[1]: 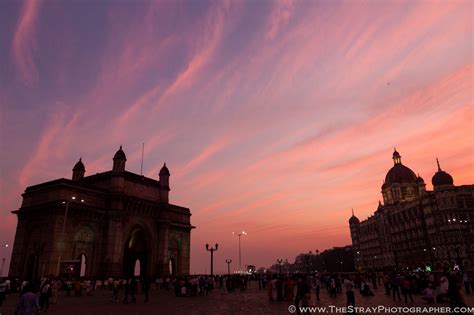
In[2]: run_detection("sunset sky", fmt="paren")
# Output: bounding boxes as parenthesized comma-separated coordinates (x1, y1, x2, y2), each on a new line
(0, 0, 473, 274)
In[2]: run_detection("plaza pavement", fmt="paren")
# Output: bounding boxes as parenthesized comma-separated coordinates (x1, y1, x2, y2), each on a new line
(1, 282, 474, 315)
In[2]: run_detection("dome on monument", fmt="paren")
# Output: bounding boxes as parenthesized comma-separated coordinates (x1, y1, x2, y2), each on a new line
(384, 149, 417, 185)
(73, 158, 85, 171)
(416, 175, 424, 183)
(432, 158, 453, 187)
(349, 215, 360, 224)
(385, 164, 417, 185)
(159, 163, 170, 176)
(113, 145, 127, 160)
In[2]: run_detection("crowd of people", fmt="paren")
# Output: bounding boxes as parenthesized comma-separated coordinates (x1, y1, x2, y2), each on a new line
(257, 269, 471, 314)
(0, 269, 472, 314)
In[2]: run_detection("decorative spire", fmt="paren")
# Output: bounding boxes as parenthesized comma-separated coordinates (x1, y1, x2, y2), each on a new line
(436, 157, 441, 171)
(392, 148, 401, 165)
(351, 208, 354, 216)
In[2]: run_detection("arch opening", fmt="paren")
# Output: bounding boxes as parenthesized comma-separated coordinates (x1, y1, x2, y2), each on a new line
(123, 226, 148, 277)
(79, 254, 87, 277)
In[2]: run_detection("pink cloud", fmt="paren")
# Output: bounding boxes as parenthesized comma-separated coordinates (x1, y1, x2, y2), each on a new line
(11, 0, 42, 85)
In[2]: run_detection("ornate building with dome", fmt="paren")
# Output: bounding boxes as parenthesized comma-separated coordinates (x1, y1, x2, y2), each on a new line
(349, 149, 474, 271)
(9, 146, 194, 279)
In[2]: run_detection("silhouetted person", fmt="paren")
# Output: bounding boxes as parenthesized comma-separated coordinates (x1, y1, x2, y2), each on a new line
(39, 280, 52, 312)
(123, 280, 130, 304)
(275, 277, 283, 301)
(142, 277, 150, 303)
(401, 275, 413, 303)
(344, 276, 356, 313)
(130, 278, 137, 303)
(16, 283, 40, 315)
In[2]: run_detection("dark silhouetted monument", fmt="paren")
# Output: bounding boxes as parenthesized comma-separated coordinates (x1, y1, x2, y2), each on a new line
(9, 146, 194, 279)
(349, 149, 474, 272)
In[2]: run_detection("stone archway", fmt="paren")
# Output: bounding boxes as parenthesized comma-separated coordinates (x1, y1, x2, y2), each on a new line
(168, 238, 180, 276)
(123, 226, 149, 277)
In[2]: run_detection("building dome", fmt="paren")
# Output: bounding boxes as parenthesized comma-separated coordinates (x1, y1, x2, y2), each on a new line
(349, 215, 360, 224)
(349, 209, 359, 224)
(113, 145, 127, 160)
(432, 158, 453, 187)
(73, 158, 85, 171)
(384, 149, 417, 185)
(416, 174, 424, 183)
(385, 164, 417, 185)
(159, 163, 170, 176)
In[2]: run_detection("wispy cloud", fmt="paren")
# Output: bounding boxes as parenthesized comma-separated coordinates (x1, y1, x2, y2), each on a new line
(11, 0, 42, 85)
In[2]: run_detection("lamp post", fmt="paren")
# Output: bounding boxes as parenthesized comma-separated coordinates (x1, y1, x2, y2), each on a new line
(277, 259, 283, 274)
(315, 250, 320, 272)
(0, 244, 9, 277)
(304, 253, 311, 275)
(206, 243, 218, 276)
(232, 231, 247, 272)
(226, 259, 232, 275)
(56, 196, 84, 276)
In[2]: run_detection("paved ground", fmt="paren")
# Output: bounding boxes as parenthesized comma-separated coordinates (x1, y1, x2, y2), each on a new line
(1, 282, 473, 315)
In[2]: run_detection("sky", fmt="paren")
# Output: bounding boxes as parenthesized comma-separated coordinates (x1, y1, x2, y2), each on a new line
(0, 0, 473, 275)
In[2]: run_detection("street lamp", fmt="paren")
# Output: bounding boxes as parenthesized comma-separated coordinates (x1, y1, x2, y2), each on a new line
(0, 244, 9, 277)
(56, 196, 84, 276)
(226, 259, 232, 275)
(232, 231, 247, 272)
(304, 253, 311, 275)
(205, 243, 218, 276)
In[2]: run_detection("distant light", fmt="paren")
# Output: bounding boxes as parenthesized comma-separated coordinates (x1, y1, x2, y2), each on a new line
(453, 218, 456, 222)
(81, 199, 85, 203)
(423, 249, 427, 252)
(62, 201, 66, 204)
(72, 196, 76, 200)
(433, 247, 436, 250)
(4, 244, 8, 248)
(448, 219, 451, 222)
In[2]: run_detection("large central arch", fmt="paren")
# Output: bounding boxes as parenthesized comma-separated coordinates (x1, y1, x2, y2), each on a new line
(123, 226, 149, 277)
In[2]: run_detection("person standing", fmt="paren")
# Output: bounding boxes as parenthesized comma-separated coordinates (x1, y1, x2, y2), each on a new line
(390, 272, 401, 301)
(401, 275, 413, 303)
(51, 279, 60, 304)
(383, 273, 390, 295)
(285, 276, 294, 301)
(142, 277, 150, 303)
(267, 275, 274, 301)
(123, 280, 130, 304)
(130, 278, 137, 303)
(344, 276, 356, 314)
(39, 280, 52, 312)
(276, 276, 284, 301)
(330, 276, 337, 298)
(0, 278, 6, 307)
(314, 276, 321, 302)
(17, 283, 40, 315)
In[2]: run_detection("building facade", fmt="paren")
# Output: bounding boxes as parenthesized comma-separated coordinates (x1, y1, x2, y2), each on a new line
(9, 147, 194, 279)
(349, 150, 474, 272)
